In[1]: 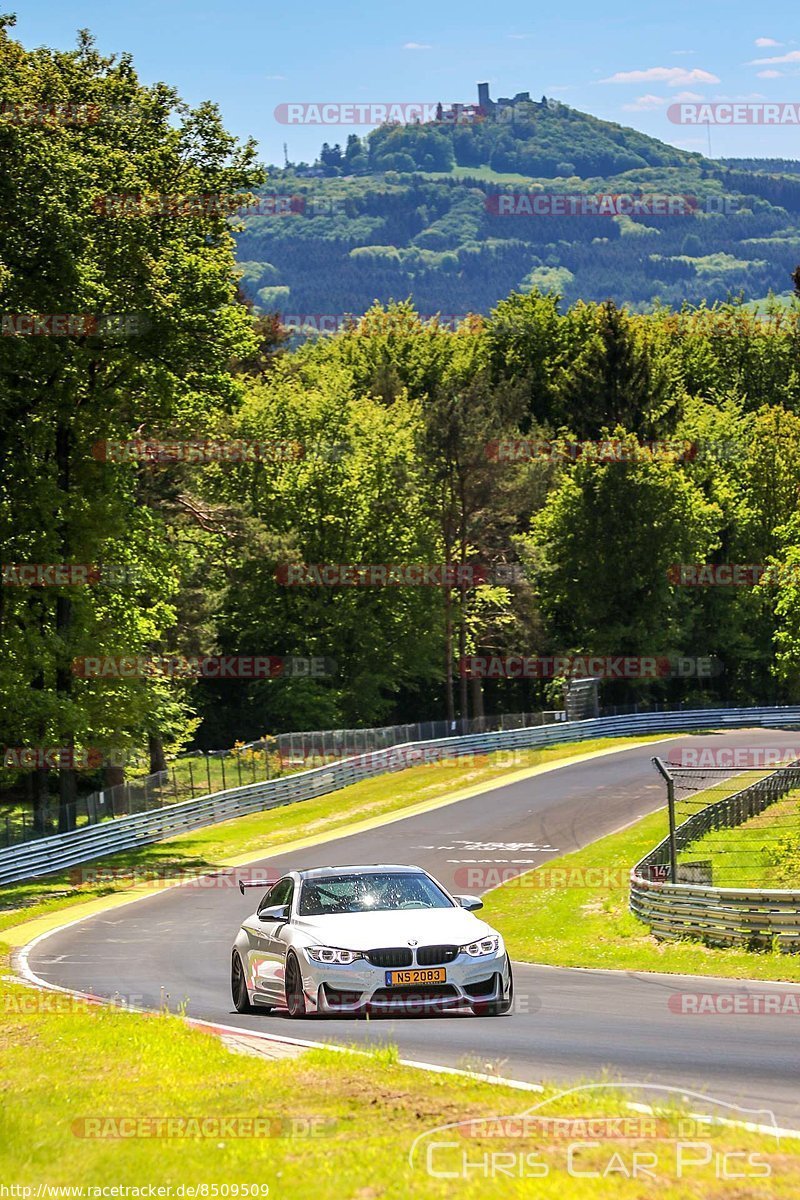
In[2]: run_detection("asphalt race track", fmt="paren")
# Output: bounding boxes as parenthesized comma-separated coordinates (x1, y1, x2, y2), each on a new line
(24, 729, 800, 1127)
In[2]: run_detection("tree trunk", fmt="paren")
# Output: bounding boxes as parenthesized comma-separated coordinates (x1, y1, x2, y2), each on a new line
(27, 767, 51, 836)
(470, 674, 485, 722)
(103, 764, 125, 788)
(458, 607, 468, 722)
(457, 468, 471, 723)
(57, 735, 77, 832)
(444, 583, 454, 723)
(55, 421, 76, 831)
(148, 732, 167, 774)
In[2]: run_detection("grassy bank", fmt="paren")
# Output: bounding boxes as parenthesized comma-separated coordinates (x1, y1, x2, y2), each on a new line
(482, 799, 800, 982)
(3, 732, 798, 1197)
(0, 966, 795, 1198)
(677, 790, 800, 888)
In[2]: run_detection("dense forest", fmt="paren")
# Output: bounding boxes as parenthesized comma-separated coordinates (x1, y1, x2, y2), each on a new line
(235, 109, 800, 314)
(5, 22, 800, 821)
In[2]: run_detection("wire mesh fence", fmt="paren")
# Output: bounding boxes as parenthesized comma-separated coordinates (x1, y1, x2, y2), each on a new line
(0, 712, 570, 848)
(243, 710, 569, 768)
(0, 697, 753, 851)
(0, 746, 283, 848)
(643, 758, 800, 887)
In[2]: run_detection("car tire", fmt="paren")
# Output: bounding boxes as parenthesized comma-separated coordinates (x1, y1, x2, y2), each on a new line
(231, 950, 254, 1014)
(473, 959, 514, 1017)
(285, 952, 307, 1018)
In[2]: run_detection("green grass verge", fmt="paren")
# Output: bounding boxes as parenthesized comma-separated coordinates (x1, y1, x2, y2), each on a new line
(677, 789, 800, 888)
(482, 793, 800, 982)
(1, 967, 796, 1197)
(3, 735, 799, 1196)
(0, 736, 670, 933)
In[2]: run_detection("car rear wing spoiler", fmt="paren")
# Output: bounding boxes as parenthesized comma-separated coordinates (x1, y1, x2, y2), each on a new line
(238, 879, 275, 894)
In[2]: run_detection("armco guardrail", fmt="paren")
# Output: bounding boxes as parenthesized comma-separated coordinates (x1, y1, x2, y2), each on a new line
(2, 708, 572, 848)
(3, 705, 800, 886)
(631, 757, 800, 951)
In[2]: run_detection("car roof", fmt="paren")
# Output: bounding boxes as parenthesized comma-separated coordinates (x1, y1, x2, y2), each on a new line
(294, 864, 425, 880)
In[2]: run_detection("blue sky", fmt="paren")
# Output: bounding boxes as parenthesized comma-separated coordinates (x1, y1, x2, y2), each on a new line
(12, 1, 800, 165)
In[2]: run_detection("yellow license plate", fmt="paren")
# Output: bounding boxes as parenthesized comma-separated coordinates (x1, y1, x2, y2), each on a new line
(385, 968, 446, 986)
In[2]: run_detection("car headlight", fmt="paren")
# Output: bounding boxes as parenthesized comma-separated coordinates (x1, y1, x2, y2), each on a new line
(461, 935, 501, 957)
(307, 946, 363, 965)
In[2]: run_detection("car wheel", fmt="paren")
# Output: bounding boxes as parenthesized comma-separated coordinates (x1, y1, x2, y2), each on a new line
(285, 952, 307, 1018)
(231, 950, 254, 1014)
(473, 959, 514, 1017)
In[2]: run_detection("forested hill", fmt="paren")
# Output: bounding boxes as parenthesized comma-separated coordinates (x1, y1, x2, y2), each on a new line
(330, 99, 701, 177)
(235, 99, 800, 319)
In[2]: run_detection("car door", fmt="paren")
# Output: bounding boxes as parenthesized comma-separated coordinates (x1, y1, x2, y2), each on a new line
(241, 878, 290, 998)
(255, 877, 294, 999)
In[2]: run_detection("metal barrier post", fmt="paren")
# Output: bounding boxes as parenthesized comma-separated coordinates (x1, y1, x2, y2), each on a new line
(652, 757, 678, 884)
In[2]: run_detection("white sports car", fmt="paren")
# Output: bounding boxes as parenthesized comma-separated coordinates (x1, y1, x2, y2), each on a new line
(231, 863, 513, 1018)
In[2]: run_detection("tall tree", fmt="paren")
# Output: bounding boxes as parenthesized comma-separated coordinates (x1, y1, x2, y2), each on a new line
(0, 18, 263, 824)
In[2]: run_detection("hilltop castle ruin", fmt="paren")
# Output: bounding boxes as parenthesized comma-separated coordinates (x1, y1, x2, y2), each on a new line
(436, 84, 552, 126)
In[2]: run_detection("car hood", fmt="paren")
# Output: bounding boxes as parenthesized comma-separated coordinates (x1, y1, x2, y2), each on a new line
(292, 907, 495, 949)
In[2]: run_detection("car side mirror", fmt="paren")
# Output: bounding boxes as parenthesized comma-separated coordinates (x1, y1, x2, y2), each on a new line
(455, 895, 483, 911)
(258, 904, 290, 923)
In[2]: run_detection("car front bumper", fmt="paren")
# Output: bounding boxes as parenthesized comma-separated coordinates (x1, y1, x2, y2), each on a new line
(301, 950, 512, 1016)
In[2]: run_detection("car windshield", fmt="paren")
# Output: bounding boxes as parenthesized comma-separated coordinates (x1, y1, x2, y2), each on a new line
(298, 872, 454, 916)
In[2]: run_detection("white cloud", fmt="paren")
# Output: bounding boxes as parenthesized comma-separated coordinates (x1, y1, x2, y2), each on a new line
(671, 50, 696, 56)
(600, 66, 720, 86)
(265, 74, 286, 81)
(621, 94, 666, 111)
(507, 33, 531, 39)
(402, 41, 432, 50)
(673, 90, 705, 102)
(757, 69, 783, 78)
(755, 37, 782, 47)
(748, 49, 800, 64)
(710, 91, 765, 101)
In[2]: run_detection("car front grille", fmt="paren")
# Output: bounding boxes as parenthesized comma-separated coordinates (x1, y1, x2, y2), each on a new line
(365, 947, 413, 968)
(370, 985, 459, 1003)
(416, 944, 459, 966)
